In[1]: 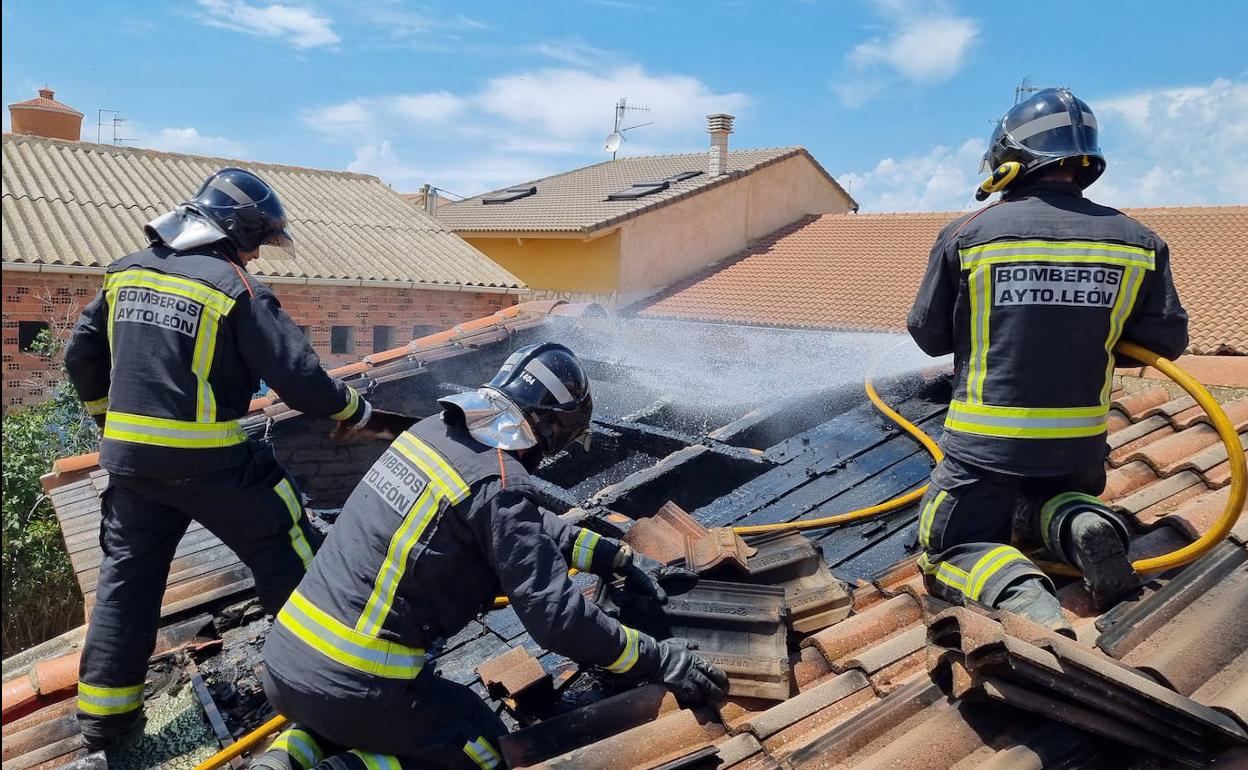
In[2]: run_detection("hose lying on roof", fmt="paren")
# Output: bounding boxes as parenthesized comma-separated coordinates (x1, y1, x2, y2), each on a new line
(736, 340, 1245, 579)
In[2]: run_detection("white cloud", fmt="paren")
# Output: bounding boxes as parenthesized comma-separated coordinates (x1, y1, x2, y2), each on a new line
(836, 1, 978, 105)
(303, 64, 747, 194)
(133, 127, 249, 157)
(528, 40, 618, 68)
(196, 0, 339, 49)
(1093, 78, 1248, 207)
(838, 138, 983, 212)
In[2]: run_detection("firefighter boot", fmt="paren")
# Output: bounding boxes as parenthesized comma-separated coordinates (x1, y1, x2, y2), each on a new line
(1066, 511, 1140, 612)
(995, 577, 1076, 639)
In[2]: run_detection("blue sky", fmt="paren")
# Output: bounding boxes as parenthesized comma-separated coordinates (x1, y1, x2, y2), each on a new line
(3, 1, 1245, 211)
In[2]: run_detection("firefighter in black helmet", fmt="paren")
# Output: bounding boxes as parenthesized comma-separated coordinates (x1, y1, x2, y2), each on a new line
(65, 169, 391, 750)
(255, 343, 728, 770)
(907, 89, 1188, 634)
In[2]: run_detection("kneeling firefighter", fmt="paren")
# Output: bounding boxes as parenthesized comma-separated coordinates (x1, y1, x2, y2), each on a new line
(906, 88, 1188, 634)
(256, 343, 728, 770)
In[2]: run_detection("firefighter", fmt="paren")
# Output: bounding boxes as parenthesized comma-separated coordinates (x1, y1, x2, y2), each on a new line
(907, 88, 1188, 634)
(254, 343, 728, 770)
(64, 169, 388, 751)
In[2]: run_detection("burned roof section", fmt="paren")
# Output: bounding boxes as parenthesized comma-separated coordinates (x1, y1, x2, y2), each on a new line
(11, 302, 1248, 769)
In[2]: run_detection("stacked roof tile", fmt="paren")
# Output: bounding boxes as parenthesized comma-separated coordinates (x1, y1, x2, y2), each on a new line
(8, 305, 1248, 770)
(435, 148, 851, 234)
(637, 206, 1248, 354)
(1, 133, 523, 289)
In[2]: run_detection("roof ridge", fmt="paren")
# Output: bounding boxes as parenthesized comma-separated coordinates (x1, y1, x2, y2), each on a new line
(1, 133, 382, 182)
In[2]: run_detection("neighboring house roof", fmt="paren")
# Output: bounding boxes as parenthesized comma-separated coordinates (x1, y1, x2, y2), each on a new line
(435, 148, 855, 235)
(8, 89, 83, 118)
(637, 205, 1248, 355)
(15, 302, 1247, 769)
(0, 134, 523, 290)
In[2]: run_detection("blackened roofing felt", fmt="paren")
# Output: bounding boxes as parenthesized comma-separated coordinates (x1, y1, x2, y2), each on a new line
(10, 302, 1248, 769)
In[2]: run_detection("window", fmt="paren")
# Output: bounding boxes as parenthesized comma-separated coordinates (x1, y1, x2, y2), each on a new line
(606, 180, 670, 201)
(373, 325, 395, 352)
(482, 186, 537, 204)
(666, 171, 703, 183)
(330, 325, 355, 354)
(412, 324, 438, 340)
(18, 321, 50, 353)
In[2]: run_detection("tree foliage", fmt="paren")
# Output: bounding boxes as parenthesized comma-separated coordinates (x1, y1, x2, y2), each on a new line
(2, 329, 99, 656)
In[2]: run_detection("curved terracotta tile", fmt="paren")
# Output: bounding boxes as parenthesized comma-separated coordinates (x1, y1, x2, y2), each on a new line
(1112, 387, 1172, 420)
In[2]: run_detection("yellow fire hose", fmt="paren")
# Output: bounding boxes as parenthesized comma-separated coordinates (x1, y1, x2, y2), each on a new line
(192, 343, 1244, 770)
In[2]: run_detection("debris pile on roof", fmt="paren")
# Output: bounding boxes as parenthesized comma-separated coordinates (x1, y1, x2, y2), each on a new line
(7, 303, 1247, 769)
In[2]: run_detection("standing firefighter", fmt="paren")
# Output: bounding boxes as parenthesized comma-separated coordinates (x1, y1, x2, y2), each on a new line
(907, 89, 1188, 634)
(65, 169, 383, 750)
(255, 343, 728, 770)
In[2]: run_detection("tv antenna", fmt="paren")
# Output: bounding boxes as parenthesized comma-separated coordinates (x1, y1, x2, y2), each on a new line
(96, 109, 131, 145)
(1014, 77, 1045, 104)
(603, 97, 653, 159)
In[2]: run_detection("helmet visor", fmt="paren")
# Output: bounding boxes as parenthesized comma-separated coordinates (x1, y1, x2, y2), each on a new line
(258, 227, 296, 261)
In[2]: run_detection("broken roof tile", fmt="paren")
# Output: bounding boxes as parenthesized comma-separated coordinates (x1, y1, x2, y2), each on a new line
(622, 501, 713, 565)
(476, 647, 551, 700)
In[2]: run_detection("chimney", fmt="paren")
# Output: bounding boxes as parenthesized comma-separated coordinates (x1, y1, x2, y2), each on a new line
(8, 86, 84, 141)
(420, 183, 438, 215)
(707, 114, 734, 176)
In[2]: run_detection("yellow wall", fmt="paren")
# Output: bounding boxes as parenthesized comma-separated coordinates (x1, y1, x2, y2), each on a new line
(464, 230, 621, 293)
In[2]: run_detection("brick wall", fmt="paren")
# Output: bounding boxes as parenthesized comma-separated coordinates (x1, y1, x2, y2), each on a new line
(1, 269, 514, 410)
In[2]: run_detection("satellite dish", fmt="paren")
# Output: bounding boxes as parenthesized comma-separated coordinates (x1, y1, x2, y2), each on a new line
(604, 132, 623, 153)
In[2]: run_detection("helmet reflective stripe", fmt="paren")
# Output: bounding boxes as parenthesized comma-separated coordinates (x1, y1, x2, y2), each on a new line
(207, 175, 256, 205)
(524, 359, 574, 404)
(1009, 110, 1098, 143)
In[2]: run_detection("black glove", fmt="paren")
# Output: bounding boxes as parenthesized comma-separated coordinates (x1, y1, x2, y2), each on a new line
(330, 404, 418, 443)
(649, 638, 729, 707)
(615, 547, 696, 603)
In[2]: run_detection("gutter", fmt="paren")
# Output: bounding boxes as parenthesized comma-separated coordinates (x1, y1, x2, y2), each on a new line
(1, 262, 529, 296)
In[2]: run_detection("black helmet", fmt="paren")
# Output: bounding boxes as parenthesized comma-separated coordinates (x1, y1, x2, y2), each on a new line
(185, 168, 293, 254)
(980, 88, 1105, 196)
(487, 342, 592, 456)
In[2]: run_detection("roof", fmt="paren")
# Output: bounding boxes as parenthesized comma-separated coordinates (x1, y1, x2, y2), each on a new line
(8, 307, 1248, 769)
(637, 205, 1248, 355)
(435, 148, 853, 235)
(8, 89, 84, 118)
(0, 133, 523, 290)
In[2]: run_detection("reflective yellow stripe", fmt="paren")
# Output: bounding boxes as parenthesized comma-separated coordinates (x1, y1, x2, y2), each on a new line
(77, 681, 144, 716)
(966, 264, 991, 404)
(329, 386, 361, 421)
(918, 490, 948, 549)
(271, 728, 323, 770)
(84, 397, 110, 416)
(348, 750, 401, 770)
(276, 590, 425, 679)
(191, 307, 224, 422)
(960, 240, 1155, 270)
(356, 486, 440, 636)
(606, 626, 641, 673)
(945, 399, 1109, 439)
(103, 412, 246, 449)
(463, 737, 502, 769)
(104, 269, 236, 315)
(1102, 265, 1146, 404)
(572, 529, 600, 571)
(275, 477, 314, 570)
(967, 545, 1029, 601)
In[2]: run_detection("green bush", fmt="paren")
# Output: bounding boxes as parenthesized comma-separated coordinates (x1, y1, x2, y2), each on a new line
(2, 330, 99, 656)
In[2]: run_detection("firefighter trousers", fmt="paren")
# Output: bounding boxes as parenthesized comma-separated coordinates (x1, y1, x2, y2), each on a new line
(915, 454, 1110, 609)
(262, 667, 507, 770)
(78, 442, 322, 745)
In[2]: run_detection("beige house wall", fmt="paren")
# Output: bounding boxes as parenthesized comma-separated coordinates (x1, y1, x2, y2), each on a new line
(616, 154, 853, 306)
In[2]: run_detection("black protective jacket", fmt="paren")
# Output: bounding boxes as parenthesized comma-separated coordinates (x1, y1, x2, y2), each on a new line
(263, 413, 655, 698)
(65, 245, 366, 477)
(907, 181, 1188, 476)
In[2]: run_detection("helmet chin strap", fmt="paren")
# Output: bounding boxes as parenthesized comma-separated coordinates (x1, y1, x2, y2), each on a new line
(974, 161, 1024, 201)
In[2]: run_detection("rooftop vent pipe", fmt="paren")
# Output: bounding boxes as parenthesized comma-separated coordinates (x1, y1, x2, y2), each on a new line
(707, 114, 734, 177)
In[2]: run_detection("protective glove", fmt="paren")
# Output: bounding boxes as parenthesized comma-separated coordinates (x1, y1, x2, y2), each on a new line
(329, 403, 418, 443)
(613, 545, 697, 603)
(648, 638, 729, 707)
